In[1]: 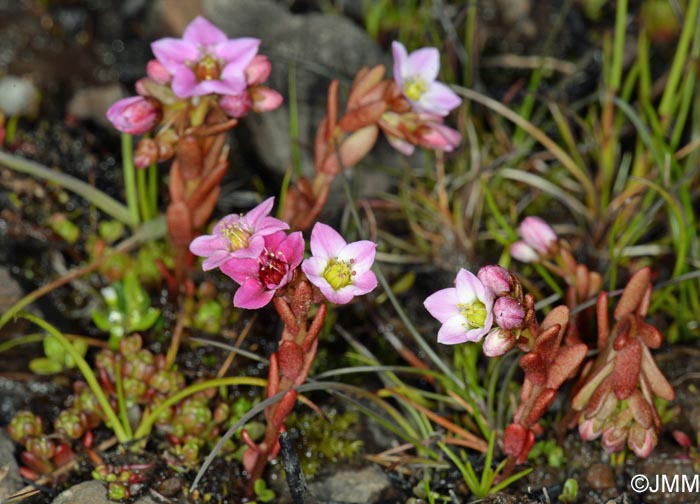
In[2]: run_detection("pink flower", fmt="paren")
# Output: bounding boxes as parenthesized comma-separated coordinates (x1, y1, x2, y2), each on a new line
(493, 297, 525, 330)
(510, 240, 539, 263)
(106, 96, 160, 135)
(424, 269, 494, 345)
(519, 216, 557, 254)
(301, 223, 378, 304)
(392, 41, 461, 117)
(221, 231, 304, 309)
(189, 197, 288, 271)
(151, 16, 260, 98)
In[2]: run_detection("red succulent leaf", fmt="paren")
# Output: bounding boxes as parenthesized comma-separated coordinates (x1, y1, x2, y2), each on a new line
(525, 388, 557, 426)
(266, 353, 280, 399)
(536, 306, 569, 361)
(638, 321, 662, 349)
(612, 316, 632, 351)
(504, 423, 528, 458)
(519, 353, 546, 385)
(546, 343, 588, 389)
(533, 324, 562, 363)
(637, 284, 652, 317)
(339, 101, 387, 132)
(614, 267, 650, 321)
(166, 201, 192, 247)
(192, 186, 221, 229)
(168, 160, 185, 202)
(612, 338, 642, 399)
(326, 80, 339, 139)
(278, 341, 304, 382)
(575, 264, 589, 301)
(346, 65, 385, 109)
(314, 117, 330, 172)
(176, 135, 203, 181)
(271, 390, 298, 428)
(640, 345, 675, 401)
(320, 125, 378, 174)
(572, 360, 614, 410)
(187, 160, 228, 209)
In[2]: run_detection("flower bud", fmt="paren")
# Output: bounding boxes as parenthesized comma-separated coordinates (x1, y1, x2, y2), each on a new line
(628, 423, 656, 458)
(251, 87, 283, 113)
(146, 59, 172, 85)
(119, 334, 143, 355)
(519, 216, 557, 254)
(106, 96, 160, 135)
(578, 418, 602, 441)
(482, 328, 515, 357)
(54, 409, 87, 440)
(134, 138, 159, 169)
(493, 297, 525, 330)
(477, 265, 512, 296)
(220, 92, 252, 118)
(510, 240, 539, 263)
(416, 121, 461, 152)
(245, 55, 272, 85)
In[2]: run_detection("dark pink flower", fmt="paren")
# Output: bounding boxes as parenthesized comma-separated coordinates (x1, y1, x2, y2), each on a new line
(221, 231, 304, 309)
(106, 96, 160, 135)
(151, 16, 260, 98)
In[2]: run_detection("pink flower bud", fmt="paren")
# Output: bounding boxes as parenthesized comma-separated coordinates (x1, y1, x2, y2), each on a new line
(106, 96, 160, 135)
(578, 418, 602, 441)
(482, 328, 515, 357)
(602, 424, 628, 453)
(628, 423, 656, 458)
(417, 121, 461, 152)
(519, 216, 557, 254)
(220, 92, 252, 118)
(134, 138, 158, 169)
(477, 265, 512, 296)
(493, 297, 525, 330)
(146, 59, 172, 85)
(251, 87, 283, 113)
(510, 240, 539, 263)
(245, 55, 272, 85)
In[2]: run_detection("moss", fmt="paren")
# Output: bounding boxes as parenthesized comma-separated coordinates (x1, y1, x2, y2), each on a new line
(287, 409, 363, 477)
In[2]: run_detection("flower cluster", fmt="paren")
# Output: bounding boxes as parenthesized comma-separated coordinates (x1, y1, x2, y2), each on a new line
(424, 265, 528, 355)
(106, 16, 282, 166)
(190, 198, 377, 309)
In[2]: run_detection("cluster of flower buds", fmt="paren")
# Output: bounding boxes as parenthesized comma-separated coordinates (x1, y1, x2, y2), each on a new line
(282, 41, 461, 230)
(190, 198, 378, 309)
(572, 268, 673, 458)
(511, 216, 602, 345)
(6, 408, 89, 480)
(423, 265, 534, 357)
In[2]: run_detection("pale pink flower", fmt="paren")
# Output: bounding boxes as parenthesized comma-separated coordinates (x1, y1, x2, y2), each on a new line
(221, 231, 304, 309)
(424, 269, 494, 345)
(519, 216, 557, 254)
(392, 41, 461, 117)
(151, 16, 260, 98)
(189, 197, 288, 271)
(106, 96, 160, 135)
(510, 240, 539, 263)
(301, 223, 378, 304)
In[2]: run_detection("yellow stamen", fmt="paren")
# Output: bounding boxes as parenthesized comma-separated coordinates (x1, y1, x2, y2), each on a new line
(404, 77, 428, 101)
(323, 258, 354, 290)
(458, 301, 487, 329)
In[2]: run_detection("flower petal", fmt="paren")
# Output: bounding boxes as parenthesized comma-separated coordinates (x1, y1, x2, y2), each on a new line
(279, 232, 305, 268)
(347, 270, 378, 296)
(183, 16, 228, 47)
(151, 38, 199, 73)
(408, 47, 440, 83)
(320, 284, 355, 305)
(214, 38, 260, 65)
(234, 279, 274, 309)
(424, 287, 460, 324)
(301, 256, 328, 280)
(337, 240, 376, 273)
(417, 82, 461, 116)
(309, 222, 346, 260)
(171, 67, 198, 98)
(243, 197, 275, 228)
(202, 251, 233, 271)
(221, 257, 260, 284)
(391, 41, 409, 87)
(437, 315, 469, 345)
(189, 233, 228, 258)
(197, 76, 247, 96)
(454, 269, 480, 304)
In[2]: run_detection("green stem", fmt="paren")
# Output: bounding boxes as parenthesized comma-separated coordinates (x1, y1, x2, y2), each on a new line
(114, 357, 134, 440)
(18, 312, 128, 444)
(121, 133, 140, 227)
(610, 0, 627, 91)
(6, 115, 19, 144)
(136, 166, 151, 222)
(0, 150, 135, 226)
(148, 162, 158, 217)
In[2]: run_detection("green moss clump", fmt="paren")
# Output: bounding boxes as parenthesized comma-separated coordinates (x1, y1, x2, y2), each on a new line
(287, 409, 363, 477)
